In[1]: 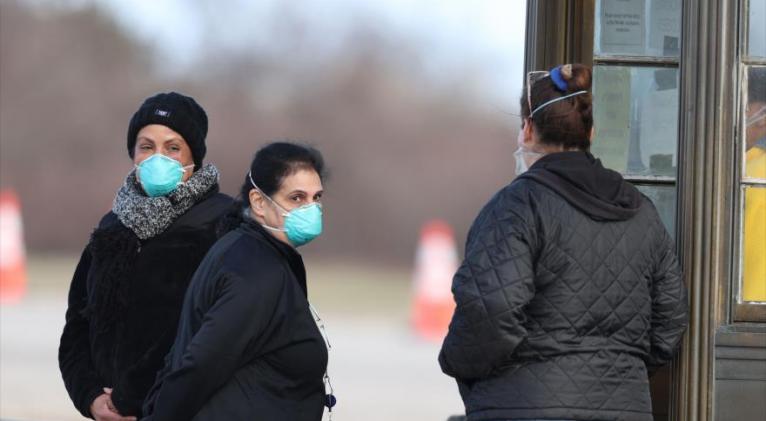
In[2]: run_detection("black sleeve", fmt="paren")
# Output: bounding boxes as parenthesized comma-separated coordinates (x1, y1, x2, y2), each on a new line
(646, 225, 688, 373)
(439, 189, 538, 380)
(110, 324, 180, 416)
(144, 270, 283, 421)
(58, 247, 105, 419)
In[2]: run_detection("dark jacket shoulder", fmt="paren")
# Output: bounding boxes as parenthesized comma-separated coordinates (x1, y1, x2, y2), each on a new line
(212, 222, 293, 287)
(169, 192, 233, 230)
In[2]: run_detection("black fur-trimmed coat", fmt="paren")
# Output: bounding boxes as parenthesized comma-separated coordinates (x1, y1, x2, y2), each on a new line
(58, 189, 232, 418)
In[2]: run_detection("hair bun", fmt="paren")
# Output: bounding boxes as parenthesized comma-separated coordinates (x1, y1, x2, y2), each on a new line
(561, 64, 573, 80)
(567, 63, 592, 93)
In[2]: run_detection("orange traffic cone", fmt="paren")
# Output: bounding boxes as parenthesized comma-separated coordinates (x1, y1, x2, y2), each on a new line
(411, 220, 459, 341)
(0, 190, 27, 304)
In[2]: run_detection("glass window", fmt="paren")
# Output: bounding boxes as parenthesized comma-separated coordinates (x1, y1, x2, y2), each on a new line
(594, 0, 681, 57)
(635, 184, 676, 235)
(741, 186, 766, 302)
(736, 3, 766, 317)
(591, 65, 679, 177)
(741, 65, 766, 305)
(745, 66, 766, 179)
(749, 0, 766, 58)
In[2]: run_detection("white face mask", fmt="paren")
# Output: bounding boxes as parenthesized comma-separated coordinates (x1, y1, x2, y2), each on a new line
(514, 126, 545, 176)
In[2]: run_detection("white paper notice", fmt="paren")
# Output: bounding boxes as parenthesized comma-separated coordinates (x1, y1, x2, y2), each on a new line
(600, 0, 646, 55)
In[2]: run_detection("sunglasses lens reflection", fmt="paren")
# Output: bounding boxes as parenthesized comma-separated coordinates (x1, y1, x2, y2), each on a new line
(527, 71, 549, 112)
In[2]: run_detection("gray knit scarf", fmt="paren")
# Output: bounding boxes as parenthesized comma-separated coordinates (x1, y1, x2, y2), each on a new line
(112, 164, 220, 240)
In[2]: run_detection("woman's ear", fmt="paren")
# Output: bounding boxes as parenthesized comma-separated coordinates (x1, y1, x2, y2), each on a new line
(248, 189, 266, 219)
(521, 119, 536, 147)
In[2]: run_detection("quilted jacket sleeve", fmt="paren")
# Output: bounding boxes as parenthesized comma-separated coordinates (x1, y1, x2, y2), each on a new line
(646, 222, 688, 373)
(58, 246, 105, 419)
(439, 187, 538, 380)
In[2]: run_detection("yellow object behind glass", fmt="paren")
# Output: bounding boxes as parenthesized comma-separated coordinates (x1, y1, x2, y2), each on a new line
(743, 146, 766, 302)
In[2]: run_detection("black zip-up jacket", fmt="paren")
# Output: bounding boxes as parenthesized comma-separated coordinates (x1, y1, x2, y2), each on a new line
(142, 217, 328, 421)
(59, 189, 232, 418)
(439, 151, 688, 421)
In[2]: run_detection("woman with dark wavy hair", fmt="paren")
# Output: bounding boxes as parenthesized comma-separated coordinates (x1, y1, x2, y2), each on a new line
(143, 142, 333, 421)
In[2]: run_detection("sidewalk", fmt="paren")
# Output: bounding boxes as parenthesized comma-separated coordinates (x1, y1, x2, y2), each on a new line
(0, 256, 464, 421)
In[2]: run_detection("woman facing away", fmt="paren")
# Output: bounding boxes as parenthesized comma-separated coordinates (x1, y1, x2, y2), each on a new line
(59, 92, 233, 420)
(439, 64, 689, 421)
(141, 142, 333, 421)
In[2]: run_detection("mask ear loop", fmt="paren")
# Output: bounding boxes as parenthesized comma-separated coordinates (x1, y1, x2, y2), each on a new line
(175, 164, 195, 187)
(309, 303, 336, 420)
(529, 90, 589, 118)
(248, 171, 290, 226)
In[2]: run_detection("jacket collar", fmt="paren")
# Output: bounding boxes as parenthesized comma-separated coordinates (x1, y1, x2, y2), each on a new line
(517, 151, 642, 221)
(240, 215, 308, 296)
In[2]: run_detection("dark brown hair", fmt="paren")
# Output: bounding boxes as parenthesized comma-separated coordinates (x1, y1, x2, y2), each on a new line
(218, 141, 326, 235)
(520, 63, 593, 151)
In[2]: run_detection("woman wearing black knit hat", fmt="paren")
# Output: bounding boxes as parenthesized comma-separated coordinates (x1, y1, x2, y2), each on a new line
(59, 92, 233, 420)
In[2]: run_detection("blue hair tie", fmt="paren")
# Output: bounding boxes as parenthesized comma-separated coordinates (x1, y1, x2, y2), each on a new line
(550, 66, 568, 92)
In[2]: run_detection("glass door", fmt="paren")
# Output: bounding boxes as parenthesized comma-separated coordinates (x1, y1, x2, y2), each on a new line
(591, 1, 683, 419)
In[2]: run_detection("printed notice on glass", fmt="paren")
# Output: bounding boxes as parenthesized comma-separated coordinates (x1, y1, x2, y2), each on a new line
(600, 0, 646, 55)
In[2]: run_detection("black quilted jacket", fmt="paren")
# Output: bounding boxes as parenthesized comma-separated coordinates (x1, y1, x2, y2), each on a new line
(439, 151, 688, 421)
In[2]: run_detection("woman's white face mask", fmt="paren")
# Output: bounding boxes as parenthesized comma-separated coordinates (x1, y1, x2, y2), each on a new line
(514, 126, 545, 176)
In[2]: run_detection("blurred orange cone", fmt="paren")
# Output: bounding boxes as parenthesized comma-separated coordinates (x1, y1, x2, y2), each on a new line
(0, 190, 27, 304)
(411, 220, 458, 341)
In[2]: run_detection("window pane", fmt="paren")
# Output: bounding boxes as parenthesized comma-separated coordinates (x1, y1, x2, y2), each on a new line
(594, 0, 681, 57)
(591, 65, 679, 177)
(742, 186, 766, 302)
(750, 0, 766, 57)
(635, 184, 676, 235)
(746, 66, 766, 180)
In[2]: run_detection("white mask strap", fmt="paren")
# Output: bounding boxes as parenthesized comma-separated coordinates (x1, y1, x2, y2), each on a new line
(530, 90, 588, 118)
(248, 170, 289, 233)
(248, 171, 289, 216)
(261, 223, 287, 233)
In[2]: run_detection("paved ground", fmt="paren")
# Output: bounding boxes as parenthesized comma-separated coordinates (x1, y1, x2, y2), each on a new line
(0, 256, 464, 420)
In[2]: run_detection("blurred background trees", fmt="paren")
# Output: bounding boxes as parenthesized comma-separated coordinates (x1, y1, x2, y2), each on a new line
(0, 0, 523, 264)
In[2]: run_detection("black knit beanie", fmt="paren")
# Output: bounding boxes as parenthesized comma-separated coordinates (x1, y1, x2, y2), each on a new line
(127, 92, 208, 170)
